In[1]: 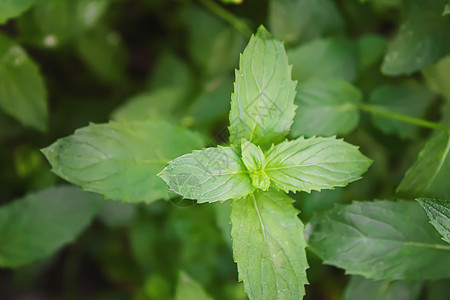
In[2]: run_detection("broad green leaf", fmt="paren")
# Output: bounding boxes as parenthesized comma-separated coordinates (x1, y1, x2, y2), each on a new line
(417, 198, 450, 243)
(42, 121, 205, 203)
(231, 190, 308, 299)
(357, 34, 387, 71)
(264, 136, 372, 193)
(343, 275, 422, 300)
(0, 0, 35, 23)
(397, 131, 450, 200)
(368, 85, 435, 138)
(111, 88, 184, 122)
(288, 37, 358, 82)
(268, 0, 344, 44)
(158, 146, 253, 203)
(307, 200, 450, 280)
(0, 186, 103, 268)
(381, 3, 450, 75)
(77, 26, 127, 83)
(423, 55, 450, 100)
(241, 139, 270, 190)
(229, 26, 297, 147)
(175, 271, 213, 300)
(0, 34, 47, 131)
(291, 80, 362, 137)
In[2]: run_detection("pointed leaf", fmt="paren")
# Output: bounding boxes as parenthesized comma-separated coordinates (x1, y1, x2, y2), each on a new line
(264, 136, 372, 193)
(241, 139, 270, 190)
(0, 34, 47, 131)
(397, 131, 450, 200)
(307, 200, 450, 280)
(158, 146, 253, 203)
(231, 190, 308, 299)
(417, 198, 450, 243)
(0, 186, 103, 268)
(175, 271, 213, 300)
(291, 80, 362, 137)
(42, 121, 205, 203)
(229, 26, 297, 147)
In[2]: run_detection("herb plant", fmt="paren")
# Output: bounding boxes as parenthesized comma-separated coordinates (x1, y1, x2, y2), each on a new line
(1, 0, 450, 299)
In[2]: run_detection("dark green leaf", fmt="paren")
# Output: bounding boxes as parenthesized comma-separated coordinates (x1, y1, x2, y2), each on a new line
(0, 186, 103, 268)
(307, 200, 450, 280)
(0, 34, 47, 131)
(417, 198, 450, 243)
(0, 0, 35, 23)
(291, 80, 362, 137)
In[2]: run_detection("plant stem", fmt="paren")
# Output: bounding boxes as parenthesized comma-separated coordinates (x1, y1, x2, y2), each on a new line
(359, 103, 450, 131)
(198, 0, 253, 38)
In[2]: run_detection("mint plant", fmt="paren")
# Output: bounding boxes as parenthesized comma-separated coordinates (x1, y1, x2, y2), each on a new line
(158, 26, 372, 299)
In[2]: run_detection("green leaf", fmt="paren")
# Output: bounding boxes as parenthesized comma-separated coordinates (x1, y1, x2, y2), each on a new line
(397, 131, 450, 200)
(423, 55, 450, 100)
(268, 0, 344, 44)
(307, 200, 450, 280)
(77, 26, 127, 83)
(368, 85, 435, 138)
(0, 0, 35, 23)
(264, 136, 372, 193)
(175, 271, 213, 300)
(417, 198, 450, 243)
(228, 26, 297, 147)
(231, 190, 308, 299)
(0, 186, 103, 268)
(241, 139, 270, 190)
(111, 88, 184, 122)
(0, 34, 47, 131)
(158, 146, 253, 203)
(288, 37, 358, 82)
(42, 121, 205, 203)
(291, 80, 362, 137)
(357, 34, 387, 71)
(381, 3, 450, 75)
(343, 276, 422, 300)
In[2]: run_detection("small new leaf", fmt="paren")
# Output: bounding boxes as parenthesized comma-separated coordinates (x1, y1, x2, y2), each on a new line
(417, 198, 450, 244)
(158, 146, 253, 203)
(229, 25, 297, 147)
(231, 190, 308, 299)
(264, 136, 372, 193)
(241, 139, 270, 190)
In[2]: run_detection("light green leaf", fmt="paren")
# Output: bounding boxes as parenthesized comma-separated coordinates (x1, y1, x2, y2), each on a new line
(77, 26, 127, 83)
(264, 136, 372, 193)
(268, 0, 344, 44)
(343, 275, 422, 300)
(175, 271, 213, 300)
(0, 186, 103, 268)
(307, 200, 450, 280)
(381, 3, 450, 76)
(158, 146, 253, 203)
(423, 55, 450, 100)
(241, 139, 270, 190)
(0, 34, 47, 131)
(42, 121, 205, 203)
(0, 0, 35, 23)
(291, 80, 362, 137)
(111, 88, 184, 122)
(397, 131, 450, 200)
(231, 190, 308, 299)
(357, 34, 387, 71)
(288, 37, 358, 82)
(417, 198, 450, 243)
(368, 85, 435, 138)
(229, 26, 297, 147)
